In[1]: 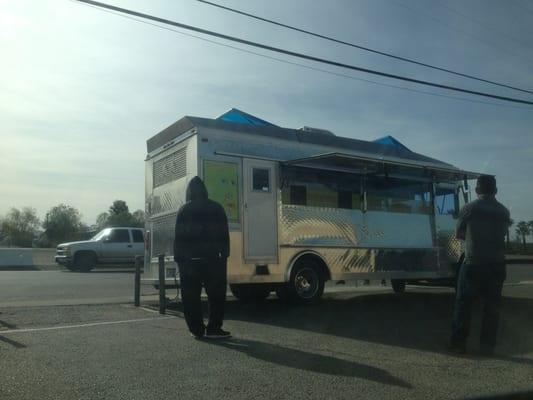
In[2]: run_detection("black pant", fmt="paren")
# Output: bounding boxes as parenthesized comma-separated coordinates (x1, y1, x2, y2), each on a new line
(178, 258, 227, 335)
(451, 263, 506, 350)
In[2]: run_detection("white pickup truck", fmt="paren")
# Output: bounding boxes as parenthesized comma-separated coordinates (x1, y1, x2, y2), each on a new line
(55, 227, 145, 271)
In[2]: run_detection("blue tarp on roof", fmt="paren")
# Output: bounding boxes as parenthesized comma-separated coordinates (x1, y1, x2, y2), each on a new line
(373, 135, 411, 152)
(217, 108, 278, 127)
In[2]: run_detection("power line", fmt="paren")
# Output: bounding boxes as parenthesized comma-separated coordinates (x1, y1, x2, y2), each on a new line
(390, 0, 533, 65)
(435, 1, 531, 51)
(73, 0, 533, 106)
(77, 1, 531, 111)
(192, 0, 533, 96)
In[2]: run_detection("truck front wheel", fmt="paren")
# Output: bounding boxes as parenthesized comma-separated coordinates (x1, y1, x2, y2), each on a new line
(75, 252, 96, 272)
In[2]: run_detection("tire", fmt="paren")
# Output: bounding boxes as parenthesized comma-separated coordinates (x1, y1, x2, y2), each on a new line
(230, 284, 271, 303)
(391, 279, 406, 293)
(75, 252, 96, 272)
(287, 263, 325, 304)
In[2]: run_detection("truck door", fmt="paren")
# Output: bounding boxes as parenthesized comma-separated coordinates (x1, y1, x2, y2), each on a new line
(130, 229, 145, 261)
(103, 228, 133, 263)
(243, 159, 278, 262)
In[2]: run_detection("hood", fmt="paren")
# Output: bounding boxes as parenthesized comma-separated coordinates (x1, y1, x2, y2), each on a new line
(186, 176, 209, 202)
(57, 240, 91, 247)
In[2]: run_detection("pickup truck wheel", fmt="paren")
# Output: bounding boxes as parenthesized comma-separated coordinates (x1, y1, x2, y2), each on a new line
(75, 252, 96, 272)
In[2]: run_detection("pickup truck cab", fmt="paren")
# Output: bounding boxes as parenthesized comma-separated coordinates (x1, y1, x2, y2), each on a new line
(55, 227, 145, 271)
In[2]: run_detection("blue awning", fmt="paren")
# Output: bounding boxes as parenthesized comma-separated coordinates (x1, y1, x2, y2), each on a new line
(217, 108, 278, 127)
(373, 135, 411, 152)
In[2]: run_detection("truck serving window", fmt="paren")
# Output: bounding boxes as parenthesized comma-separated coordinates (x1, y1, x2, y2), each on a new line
(366, 177, 431, 214)
(281, 166, 361, 209)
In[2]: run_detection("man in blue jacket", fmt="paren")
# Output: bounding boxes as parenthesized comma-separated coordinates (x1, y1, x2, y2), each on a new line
(450, 175, 511, 356)
(174, 176, 230, 339)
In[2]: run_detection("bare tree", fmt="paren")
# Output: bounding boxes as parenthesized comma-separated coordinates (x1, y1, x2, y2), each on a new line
(0, 207, 40, 247)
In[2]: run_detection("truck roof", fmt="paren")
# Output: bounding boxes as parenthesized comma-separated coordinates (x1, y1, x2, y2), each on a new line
(146, 110, 480, 179)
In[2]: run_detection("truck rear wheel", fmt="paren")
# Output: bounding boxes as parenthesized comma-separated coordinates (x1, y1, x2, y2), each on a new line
(230, 284, 271, 303)
(75, 252, 96, 272)
(391, 279, 406, 293)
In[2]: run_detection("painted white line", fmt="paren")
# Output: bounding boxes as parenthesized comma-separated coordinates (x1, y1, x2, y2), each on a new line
(0, 316, 173, 335)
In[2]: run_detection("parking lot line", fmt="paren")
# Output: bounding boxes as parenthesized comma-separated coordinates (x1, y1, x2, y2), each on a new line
(0, 316, 173, 335)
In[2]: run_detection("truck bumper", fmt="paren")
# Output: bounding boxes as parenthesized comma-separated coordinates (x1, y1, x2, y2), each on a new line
(55, 255, 73, 267)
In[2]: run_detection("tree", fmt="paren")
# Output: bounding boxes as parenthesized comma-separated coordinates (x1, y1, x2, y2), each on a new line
(107, 200, 135, 227)
(94, 201, 144, 230)
(95, 212, 110, 231)
(529, 221, 533, 246)
(132, 209, 145, 228)
(42, 204, 84, 246)
(515, 221, 530, 254)
(0, 207, 40, 247)
(110, 200, 129, 215)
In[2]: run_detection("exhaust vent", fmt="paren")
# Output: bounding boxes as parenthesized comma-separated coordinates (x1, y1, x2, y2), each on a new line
(298, 126, 336, 136)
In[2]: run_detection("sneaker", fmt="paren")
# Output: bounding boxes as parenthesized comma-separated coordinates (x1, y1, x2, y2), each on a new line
(190, 326, 205, 340)
(204, 328, 232, 339)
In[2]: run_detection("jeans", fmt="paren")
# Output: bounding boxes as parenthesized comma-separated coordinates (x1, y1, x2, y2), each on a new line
(451, 263, 506, 350)
(178, 258, 227, 335)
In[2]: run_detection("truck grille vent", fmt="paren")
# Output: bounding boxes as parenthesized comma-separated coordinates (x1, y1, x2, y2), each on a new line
(153, 147, 187, 188)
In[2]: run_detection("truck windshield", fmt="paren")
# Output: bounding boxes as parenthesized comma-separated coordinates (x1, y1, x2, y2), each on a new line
(91, 228, 111, 241)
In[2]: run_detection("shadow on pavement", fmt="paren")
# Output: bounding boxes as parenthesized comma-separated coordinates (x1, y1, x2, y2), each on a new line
(0, 335, 26, 349)
(167, 291, 533, 362)
(0, 318, 26, 348)
(203, 338, 412, 388)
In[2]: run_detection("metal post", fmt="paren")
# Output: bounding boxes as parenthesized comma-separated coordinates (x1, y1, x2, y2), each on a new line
(134, 255, 142, 307)
(158, 254, 166, 314)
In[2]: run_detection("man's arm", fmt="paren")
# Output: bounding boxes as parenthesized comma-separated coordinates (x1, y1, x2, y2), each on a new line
(220, 205, 230, 258)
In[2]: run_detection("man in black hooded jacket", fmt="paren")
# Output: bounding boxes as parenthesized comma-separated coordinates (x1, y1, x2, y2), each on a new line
(174, 176, 230, 339)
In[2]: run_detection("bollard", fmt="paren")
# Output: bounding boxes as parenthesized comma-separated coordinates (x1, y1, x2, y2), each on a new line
(134, 255, 142, 307)
(158, 254, 166, 314)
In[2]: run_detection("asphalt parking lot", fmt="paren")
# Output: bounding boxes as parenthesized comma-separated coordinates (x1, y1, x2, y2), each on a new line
(1, 277, 533, 400)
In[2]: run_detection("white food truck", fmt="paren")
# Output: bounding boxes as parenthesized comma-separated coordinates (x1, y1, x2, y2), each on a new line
(143, 109, 478, 303)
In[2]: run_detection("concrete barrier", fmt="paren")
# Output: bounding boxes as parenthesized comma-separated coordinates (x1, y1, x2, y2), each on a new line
(0, 248, 34, 266)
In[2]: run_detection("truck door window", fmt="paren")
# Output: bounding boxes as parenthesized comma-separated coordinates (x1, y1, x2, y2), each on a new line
(435, 187, 457, 215)
(132, 230, 144, 243)
(252, 168, 270, 192)
(107, 229, 130, 243)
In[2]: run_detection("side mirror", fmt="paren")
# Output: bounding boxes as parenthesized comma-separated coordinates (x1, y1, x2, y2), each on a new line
(103, 237, 111, 243)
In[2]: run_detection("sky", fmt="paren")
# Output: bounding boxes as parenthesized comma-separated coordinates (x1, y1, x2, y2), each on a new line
(1, 0, 532, 231)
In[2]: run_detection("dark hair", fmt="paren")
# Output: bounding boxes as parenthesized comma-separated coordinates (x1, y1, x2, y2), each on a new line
(476, 175, 497, 195)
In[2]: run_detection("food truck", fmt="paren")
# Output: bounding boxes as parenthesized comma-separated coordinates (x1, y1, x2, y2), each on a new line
(143, 108, 478, 303)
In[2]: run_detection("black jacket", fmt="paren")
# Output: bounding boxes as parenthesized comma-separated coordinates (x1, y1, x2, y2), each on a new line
(173, 177, 230, 263)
